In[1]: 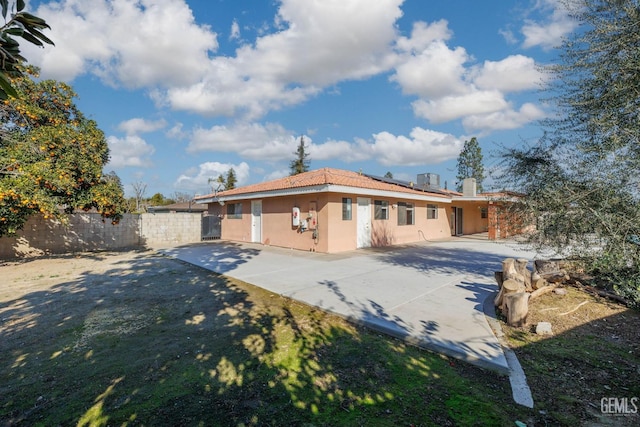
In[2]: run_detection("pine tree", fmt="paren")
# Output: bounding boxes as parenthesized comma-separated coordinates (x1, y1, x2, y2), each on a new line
(290, 136, 310, 175)
(455, 137, 485, 192)
(225, 168, 237, 190)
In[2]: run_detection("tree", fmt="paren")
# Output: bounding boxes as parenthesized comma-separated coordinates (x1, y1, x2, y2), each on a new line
(499, 0, 640, 306)
(384, 171, 394, 179)
(0, 69, 125, 236)
(131, 181, 147, 213)
(225, 168, 237, 190)
(149, 193, 166, 206)
(455, 137, 485, 192)
(290, 136, 310, 175)
(172, 191, 193, 203)
(0, 0, 54, 99)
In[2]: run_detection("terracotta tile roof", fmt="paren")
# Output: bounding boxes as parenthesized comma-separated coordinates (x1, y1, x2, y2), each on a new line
(195, 167, 450, 200)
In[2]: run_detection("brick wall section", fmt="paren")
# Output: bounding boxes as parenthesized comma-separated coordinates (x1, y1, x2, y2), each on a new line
(140, 212, 202, 248)
(0, 212, 203, 259)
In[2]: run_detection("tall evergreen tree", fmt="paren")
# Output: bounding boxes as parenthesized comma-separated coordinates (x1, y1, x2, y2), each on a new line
(290, 136, 310, 175)
(225, 168, 237, 190)
(500, 0, 640, 306)
(455, 137, 485, 192)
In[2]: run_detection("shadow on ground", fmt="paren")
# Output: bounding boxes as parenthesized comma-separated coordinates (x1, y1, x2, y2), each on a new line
(0, 251, 517, 426)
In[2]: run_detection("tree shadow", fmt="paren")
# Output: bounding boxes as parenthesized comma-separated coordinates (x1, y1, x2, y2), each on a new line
(372, 243, 517, 277)
(1, 250, 522, 426)
(160, 241, 261, 275)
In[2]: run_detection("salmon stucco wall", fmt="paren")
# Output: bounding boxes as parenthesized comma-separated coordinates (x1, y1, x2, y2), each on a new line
(218, 193, 453, 253)
(325, 194, 451, 252)
(260, 194, 328, 252)
(220, 195, 330, 252)
(325, 193, 358, 252)
(451, 201, 489, 235)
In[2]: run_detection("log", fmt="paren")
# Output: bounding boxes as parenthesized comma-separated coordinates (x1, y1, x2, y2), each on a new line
(502, 258, 516, 277)
(495, 278, 526, 311)
(503, 258, 525, 285)
(529, 284, 558, 300)
(534, 259, 560, 275)
(531, 272, 547, 290)
(516, 258, 532, 291)
(506, 292, 530, 327)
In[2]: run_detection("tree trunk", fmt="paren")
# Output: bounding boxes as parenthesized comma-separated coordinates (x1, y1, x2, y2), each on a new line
(495, 278, 526, 311)
(516, 258, 532, 291)
(506, 292, 530, 327)
(530, 284, 558, 300)
(503, 257, 525, 285)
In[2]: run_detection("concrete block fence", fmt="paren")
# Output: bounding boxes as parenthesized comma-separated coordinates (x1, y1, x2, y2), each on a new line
(0, 212, 203, 259)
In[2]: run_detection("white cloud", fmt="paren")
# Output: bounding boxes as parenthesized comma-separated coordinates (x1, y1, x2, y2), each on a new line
(462, 102, 546, 133)
(521, 0, 576, 50)
(263, 169, 289, 181)
(188, 122, 297, 161)
(370, 128, 462, 166)
(308, 139, 371, 163)
(472, 55, 543, 92)
(175, 161, 250, 191)
(230, 19, 240, 40)
(161, 0, 403, 118)
(395, 20, 452, 53)
(117, 118, 167, 135)
(412, 91, 508, 123)
(26, 0, 218, 87)
(106, 135, 155, 168)
(392, 39, 470, 99)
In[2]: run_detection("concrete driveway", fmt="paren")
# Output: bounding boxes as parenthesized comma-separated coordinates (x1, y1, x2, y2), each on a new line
(161, 237, 540, 374)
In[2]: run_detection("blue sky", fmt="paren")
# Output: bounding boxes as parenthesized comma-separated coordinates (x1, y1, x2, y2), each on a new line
(24, 0, 576, 198)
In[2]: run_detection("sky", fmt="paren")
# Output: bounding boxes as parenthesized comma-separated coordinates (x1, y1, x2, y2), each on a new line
(22, 0, 577, 198)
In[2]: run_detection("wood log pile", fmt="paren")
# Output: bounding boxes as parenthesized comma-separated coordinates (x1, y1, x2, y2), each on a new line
(494, 258, 568, 327)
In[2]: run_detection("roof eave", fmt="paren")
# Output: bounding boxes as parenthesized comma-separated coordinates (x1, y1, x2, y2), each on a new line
(200, 184, 451, 204)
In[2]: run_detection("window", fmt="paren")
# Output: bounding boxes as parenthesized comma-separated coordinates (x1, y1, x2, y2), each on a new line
(342, 198, 352, 220)
(374, 200, 389, 220)
(226, 203, 242, 219)
(427, 204, 438, 219)
(397, 202, 414, 225)
(481, 207, 488, 219)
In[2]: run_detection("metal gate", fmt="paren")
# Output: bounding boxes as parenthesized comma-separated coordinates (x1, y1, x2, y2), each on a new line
(201, 215, 221, 240)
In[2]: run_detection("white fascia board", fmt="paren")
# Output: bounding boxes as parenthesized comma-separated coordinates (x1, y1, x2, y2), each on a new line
(204, 184, 451, 204)
(454, 196, 518, 202)
(194, 197, 215, 204)
(326, 185, 451, 203)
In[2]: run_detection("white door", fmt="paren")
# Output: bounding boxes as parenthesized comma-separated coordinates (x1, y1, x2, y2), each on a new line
(357, 197, 371, 248)
(251, 200, 262, 243)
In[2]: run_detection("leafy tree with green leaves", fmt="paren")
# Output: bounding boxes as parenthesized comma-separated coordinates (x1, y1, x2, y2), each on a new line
(290, 136, 310, 175)
(0, 68, 125, 236)
(455, 137, 485, 193)
(384, 171, 393, 179)
(0, 0, 54, 99)
(500, 0, 640, 306)
(225, 168, 237, 190)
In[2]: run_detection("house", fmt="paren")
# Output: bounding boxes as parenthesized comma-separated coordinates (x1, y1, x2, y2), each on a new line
(194, 168, 511, 253)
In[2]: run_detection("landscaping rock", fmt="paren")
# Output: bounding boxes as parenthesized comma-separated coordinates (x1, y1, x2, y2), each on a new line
(536, 322, 553, 335)
(553, 288, 567, 296)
